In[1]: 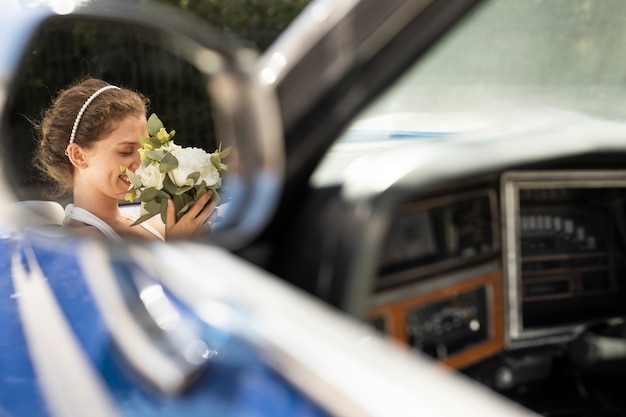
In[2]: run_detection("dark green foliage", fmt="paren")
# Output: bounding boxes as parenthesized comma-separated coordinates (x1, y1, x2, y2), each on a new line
(151, 0, 310, 51)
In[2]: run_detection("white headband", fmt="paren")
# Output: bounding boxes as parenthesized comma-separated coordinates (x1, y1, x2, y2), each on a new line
(68, 85, 120, 145)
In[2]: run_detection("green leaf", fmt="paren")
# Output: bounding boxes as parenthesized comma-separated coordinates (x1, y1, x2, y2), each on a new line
(172, 194, 189, 221)
(178, 192, 194, 208)
(160, 198, 168, 224)
(147, 113, 164, 136)
(143, 200, 162, 215)
(173, 185, 193, 195)
(156, 190, 170, 200)
(138, 135, 150, 147)
(210, 145, 231, 171)
(124, 168, 143, 188)
(139, 187, 159, 202)
(159, 152, 178, 173)
(162, 175, 179, 195)
(184, 192, 195, 204)
(172, 194, 183, 211)
(130, 211, 158, 226)
(210, 152, 221, 170)
(218, 144, 232, 158)
(209, 188, 220, 203)
(138, 135, 148, 146)
(177, 202, 193, 221)
(186, 171, 200, 185)
(196, 182, 206, 197)
(138, 135, 162, 150)
(144, 150, 164, 161)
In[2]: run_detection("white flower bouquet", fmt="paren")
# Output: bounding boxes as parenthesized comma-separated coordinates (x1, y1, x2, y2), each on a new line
(121, 113, 229, 225)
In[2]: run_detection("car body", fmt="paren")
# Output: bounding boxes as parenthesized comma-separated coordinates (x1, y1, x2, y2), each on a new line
(2, 0, 626, 416)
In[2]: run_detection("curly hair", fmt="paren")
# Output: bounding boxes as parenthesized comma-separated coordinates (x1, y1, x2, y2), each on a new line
(34, 77, 149, 197)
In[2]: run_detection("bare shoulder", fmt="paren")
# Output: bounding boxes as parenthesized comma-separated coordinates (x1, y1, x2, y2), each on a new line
(145, 215, 166, 237)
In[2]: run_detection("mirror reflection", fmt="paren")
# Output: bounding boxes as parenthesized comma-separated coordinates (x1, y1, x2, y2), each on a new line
(2, 17, 230, 241)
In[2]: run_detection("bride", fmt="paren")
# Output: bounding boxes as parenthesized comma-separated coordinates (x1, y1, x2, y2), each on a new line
(34, 77, 217, 241)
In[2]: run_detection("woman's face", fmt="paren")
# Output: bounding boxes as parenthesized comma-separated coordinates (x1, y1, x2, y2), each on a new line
(81, 115, 148, 199)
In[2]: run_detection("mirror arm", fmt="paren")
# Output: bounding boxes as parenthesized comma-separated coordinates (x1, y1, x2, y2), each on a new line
(78, 240, 210, 395)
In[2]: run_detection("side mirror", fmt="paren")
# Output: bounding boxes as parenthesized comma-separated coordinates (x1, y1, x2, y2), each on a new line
(0, 1, 283, 249)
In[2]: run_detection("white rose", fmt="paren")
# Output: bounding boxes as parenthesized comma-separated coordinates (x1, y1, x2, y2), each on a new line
(200, 153, 221, 187)
(168, 147, 219, 187)
(137, 163, 165, 190)
(161, 142, 181, 154)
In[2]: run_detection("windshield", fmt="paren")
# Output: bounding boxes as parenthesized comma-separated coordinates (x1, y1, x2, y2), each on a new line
(346, 0, 626, 137)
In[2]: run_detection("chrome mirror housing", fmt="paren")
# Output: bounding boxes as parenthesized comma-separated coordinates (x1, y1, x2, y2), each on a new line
(0, 0, 284, 249)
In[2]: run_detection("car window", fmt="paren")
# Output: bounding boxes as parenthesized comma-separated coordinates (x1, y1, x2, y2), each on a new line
(312, 0, 626, 186)
(337, 0, 626, 141)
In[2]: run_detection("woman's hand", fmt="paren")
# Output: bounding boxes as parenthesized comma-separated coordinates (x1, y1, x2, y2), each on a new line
(165, 190, 218, 240)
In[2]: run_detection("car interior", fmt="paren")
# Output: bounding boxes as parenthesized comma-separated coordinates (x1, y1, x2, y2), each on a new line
(279, 145, 626, 416)
(5, 1, 626, 417)
(257, 2, 626, 416)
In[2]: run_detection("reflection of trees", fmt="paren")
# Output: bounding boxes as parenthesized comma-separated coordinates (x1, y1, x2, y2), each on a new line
(6, 0, 310, 199)
(152, 0, 311, 51)
(6, 20, 216, 199)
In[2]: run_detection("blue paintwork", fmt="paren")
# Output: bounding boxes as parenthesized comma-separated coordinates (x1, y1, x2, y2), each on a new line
(0, 232, 333, 417)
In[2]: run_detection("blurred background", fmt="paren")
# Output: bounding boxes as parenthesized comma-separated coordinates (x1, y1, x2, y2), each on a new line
(5, 0, 310, 200)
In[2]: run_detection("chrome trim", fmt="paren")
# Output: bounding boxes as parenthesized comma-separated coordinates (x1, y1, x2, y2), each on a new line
(78, 240, 210, 394)
(257, 0, 437, 128)
(258, 0, 436, 87)
(207, 70, 284, 245)
(148, 242, 537, 417)
(257, 0, 361, 86)
(502, 173, 522, 347)
(501, 170, 626, 348)
(371, 261, 499, 308)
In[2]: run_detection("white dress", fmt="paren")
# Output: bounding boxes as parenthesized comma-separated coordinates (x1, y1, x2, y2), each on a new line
(63, 204, 165, 242)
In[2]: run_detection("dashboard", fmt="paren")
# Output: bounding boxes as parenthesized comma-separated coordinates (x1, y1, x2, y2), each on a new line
(276, 116, 626, 416)
(365, 170, 626, 373)
(281, 130, 626, 415)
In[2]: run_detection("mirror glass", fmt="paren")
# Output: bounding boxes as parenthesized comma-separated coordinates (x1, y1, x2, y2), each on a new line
(1, 15, 238, 237)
